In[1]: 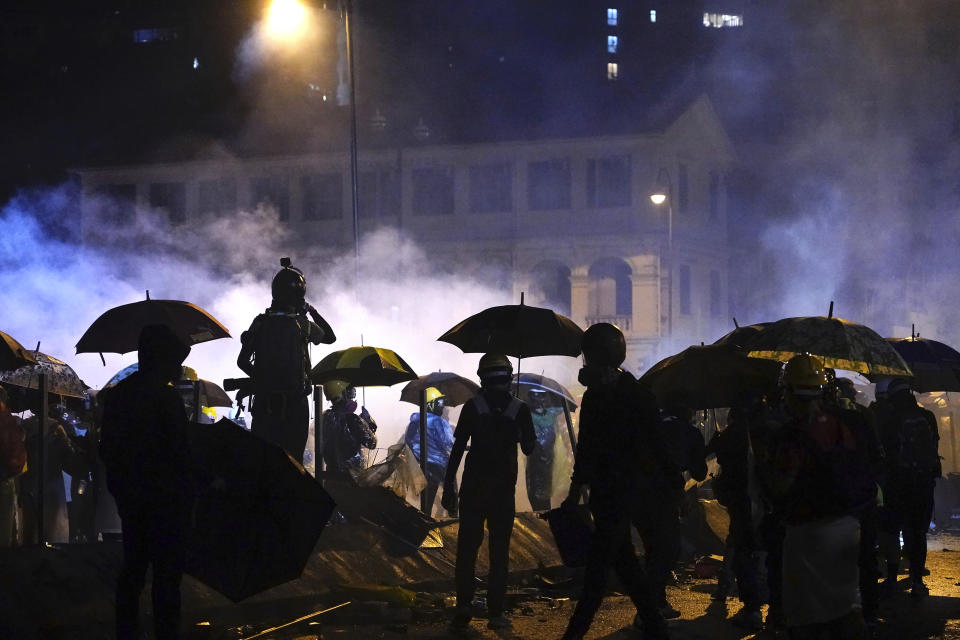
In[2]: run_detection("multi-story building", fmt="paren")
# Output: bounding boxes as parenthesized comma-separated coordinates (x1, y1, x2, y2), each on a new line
(75, 93, 734, 371)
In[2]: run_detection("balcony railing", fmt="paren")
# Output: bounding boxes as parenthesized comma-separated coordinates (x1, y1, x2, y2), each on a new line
(585, 315, 632, 332)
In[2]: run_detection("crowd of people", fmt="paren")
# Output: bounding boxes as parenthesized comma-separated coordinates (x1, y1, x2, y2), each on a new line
(0, 258, 945, 640)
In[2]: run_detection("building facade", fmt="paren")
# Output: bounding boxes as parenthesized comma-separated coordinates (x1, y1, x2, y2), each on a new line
(75, 95, 734, 371)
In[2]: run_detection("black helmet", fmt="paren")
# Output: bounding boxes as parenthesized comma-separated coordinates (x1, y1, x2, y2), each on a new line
(581, 322, 626, 367)
(271, 257, 306, 306)
(477, 353, 513, 380)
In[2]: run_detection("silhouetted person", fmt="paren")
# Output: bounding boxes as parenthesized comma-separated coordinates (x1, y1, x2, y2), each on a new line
(525, 387, 562, 512)
(321, 380, 377, 480)
(877, 378, 940, 600)
(560, 323, 668, 640)
(237, 257, 335, 462)
(100, 324, 193, 640)
(403, 387, 455, 516)
(443, 353, 535, 631)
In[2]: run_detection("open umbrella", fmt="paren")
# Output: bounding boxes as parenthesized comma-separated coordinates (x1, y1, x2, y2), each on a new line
(186, 418, 336, 602)
(712, 321, 772, 350)
(400, 371, 479, 407)
(639, 344, 781, 409)
(0, 351, 89, 398)
(885, 334, 960, 392)
(0, 331, 37, 372)
(512, 372, 578, 411)
(76, 294, 230, 355)
(104, 364, 233, 407)
(437, 296, 583, 359)
(741, 311, 912, 378)
(310, 346, 417, 387)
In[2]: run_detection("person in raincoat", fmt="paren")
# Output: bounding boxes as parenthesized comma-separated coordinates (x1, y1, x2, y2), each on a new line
(321, 380, 377, 480)
(237, 258, 335, 463)
(525, 387, 562, 511)
(402, 387, 455, 516)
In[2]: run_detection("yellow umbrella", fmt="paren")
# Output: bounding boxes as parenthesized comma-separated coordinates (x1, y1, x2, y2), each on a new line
(310, 346, 417, 387)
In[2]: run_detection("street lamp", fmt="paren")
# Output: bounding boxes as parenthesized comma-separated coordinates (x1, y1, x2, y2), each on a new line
(263, 0, 361, 287)
(649, 168, 673, 338)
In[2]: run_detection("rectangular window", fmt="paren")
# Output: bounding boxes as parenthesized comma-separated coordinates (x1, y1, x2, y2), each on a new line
(678, 163, 689, 213)
(710, 269, 722, 318)
(607, 8, 618, 25)
(197, 178, 237, 216)
(703, 13, 743, 28)
(587, 155, 632, 208)
(149, 182, 186, 224)
(100, 184, 136, 226)
(359, 169, 400, 218)
(301, 173, 343, 220)
(650, 9, 657, 22)
(250, 176, 290, 221)
(469, 163, 512, 213)
(607, 62, 619, 80)
(708, 170, 720, 219)
(412, 166, 455, 215)
(527, 159, 571, 210)
(679, 264, 692, 315)
(607, 35, 619, 54)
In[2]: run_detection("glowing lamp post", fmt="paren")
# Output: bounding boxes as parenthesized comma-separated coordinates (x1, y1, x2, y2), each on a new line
(263, 0, 361, 287)
(650, 168, 673, 338)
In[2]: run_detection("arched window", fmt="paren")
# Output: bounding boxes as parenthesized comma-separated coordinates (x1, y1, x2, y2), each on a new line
(588, 257, 632, 319)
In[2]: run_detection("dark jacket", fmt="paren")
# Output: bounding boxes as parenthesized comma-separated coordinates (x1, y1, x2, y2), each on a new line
(321, 407, 377, 477)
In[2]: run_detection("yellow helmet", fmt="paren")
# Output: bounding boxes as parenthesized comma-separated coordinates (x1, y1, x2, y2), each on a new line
(324, 379, 350, 402)
(201, 406, 217, 419)
(782, 353, 828, 396)
(180, 366, 198, 381)
(424, 387, 444, 403)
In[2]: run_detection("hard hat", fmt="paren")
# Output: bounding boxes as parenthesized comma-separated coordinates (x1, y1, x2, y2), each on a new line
(477, 353, 513, 379)
(271, 257, 307, 305)
(581, 322, 626, 367)
(180, 366, 198, 381)
(781, 353, 828, 396)
(202, 406, 217, 419)
(424, 387, 444, 403)
(324, 379, 350, 402)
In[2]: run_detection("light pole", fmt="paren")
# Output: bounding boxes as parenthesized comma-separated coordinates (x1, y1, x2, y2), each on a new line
(650, 168, 673, 339)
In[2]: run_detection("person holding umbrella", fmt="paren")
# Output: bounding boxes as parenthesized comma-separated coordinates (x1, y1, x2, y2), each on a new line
(99, 324, 194, 640)
(321, 380, 377, 480)
(236, 258, 335, 463)
(559, 323, 668, 640)
(402, 387, 455, 516)
(442, 353, 536, 631)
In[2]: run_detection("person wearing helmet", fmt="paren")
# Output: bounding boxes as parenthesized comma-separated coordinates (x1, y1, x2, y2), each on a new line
(524, 387, 562, 512)
(237, 257, 336, 463)
(442, 353, 536, 632)
(876, 378, 940, 601)
(320, 380, 377, 479)
(403, 387, 455, 516)
(765, 354, 874, 639)
(560, 323, 668, 640)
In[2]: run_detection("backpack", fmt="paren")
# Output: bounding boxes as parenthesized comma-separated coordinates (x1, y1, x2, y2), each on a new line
(249, 312, 311, 395)
(0, 411, 27, 481)
(895, 407, 940, 477)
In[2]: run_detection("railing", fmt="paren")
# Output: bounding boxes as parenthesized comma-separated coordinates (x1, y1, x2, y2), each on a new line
(585, 315, 632, 331)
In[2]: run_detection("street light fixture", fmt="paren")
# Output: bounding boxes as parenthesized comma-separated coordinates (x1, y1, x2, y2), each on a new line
(649, 168, 673, 339)
(264, 0, 310, 44)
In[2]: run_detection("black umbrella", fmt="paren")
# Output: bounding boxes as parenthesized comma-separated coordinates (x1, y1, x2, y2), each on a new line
(712, 321, 772, 350)
(186, 418, 336, 602)
(639, 344, 781, 409)
(885, 335, 960, 392)
(399, 371, 479, 407)
(76, 294, 230, 355)
(437, 296, 583, 359)
(0, 330, 36, 372)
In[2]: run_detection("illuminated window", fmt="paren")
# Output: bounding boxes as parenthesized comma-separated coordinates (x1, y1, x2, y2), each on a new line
(607, 8, 618, 26)
(607, 62, 619, 80)
(650, 9, 657, 22)
(607, 35, 619, 54)
(702, 13, 743, 28)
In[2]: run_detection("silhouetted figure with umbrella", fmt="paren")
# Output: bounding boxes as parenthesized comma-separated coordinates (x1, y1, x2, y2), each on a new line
(99, 324, 193, 640)
(237, 258, 335, 463)
(443, 353, 536, 631)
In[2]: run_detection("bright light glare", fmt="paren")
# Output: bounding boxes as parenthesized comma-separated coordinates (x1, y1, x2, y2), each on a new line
(650, 193, 667, 205)
(265, 0, 309, 42)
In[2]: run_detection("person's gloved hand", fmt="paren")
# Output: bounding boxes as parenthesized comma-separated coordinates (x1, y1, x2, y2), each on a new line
(441, 481, 458, 516)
